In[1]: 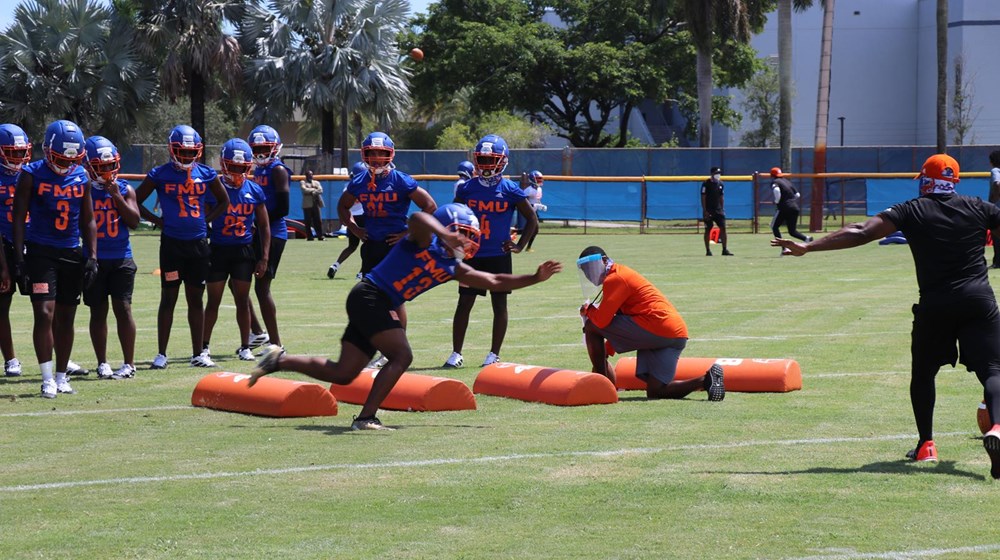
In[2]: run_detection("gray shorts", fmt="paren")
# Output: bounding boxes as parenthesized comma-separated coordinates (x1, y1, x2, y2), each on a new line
(594, 314, 687, 385)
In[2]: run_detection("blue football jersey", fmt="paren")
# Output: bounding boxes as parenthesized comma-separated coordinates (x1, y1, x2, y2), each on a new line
(252, 159, 289, 240)
(23, 160, 89, 249)
(205, 179, 267, 246)
(345, 169, 419, 241)
(146, 162, 218, 240)
(0, 170, 19, 239)
(89, 179, 132, 259)
(455, 177, 526, 257)
(366, 238, 460, 308)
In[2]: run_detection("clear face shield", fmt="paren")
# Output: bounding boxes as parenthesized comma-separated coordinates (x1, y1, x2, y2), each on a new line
(577, 253, 608, 305)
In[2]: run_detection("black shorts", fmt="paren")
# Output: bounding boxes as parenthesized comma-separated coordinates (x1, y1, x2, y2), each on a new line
(208, 243, 256, 283)
(24, 242, 85, 304)
(253, 234, 285, 279)
(459, 254, 513, 296)
(360, 238, 394, 274)
(341, 279, 402, 357)
(83, 258, 137, 306)
(704, 213, 726, 229)
(911, 295, 1000, 375)
(1, 238, 17, 296)
(159, 236, 210, 287)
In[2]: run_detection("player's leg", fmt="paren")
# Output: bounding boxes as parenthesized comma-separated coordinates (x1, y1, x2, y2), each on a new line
(52, 302, 78, 375)
(450, 292, 477, 357)
(357, 327, 413, 421)
(716, 215, 732, 255)
(230, 278, 253, 356)
(87, 296, 109, 368)
(582, 319, 615, 383)
(111, 298, 136, 371)
(202, 279, 226, 351)
(30, 299, 55, 364)
(770, 210, 782, 238)
(703, 218, 712, 255)
(253, 237, 284, 347)
(156, 283, 180, 356)
(488, 291, 508, 358)
(0, 291, 17, 375)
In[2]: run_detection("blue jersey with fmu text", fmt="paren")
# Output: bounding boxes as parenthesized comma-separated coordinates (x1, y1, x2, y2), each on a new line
(252, 159, 289, 240)
(146, 162, 218, 240)
(89, 179, 132, 259)
(23, 160, 89, 249)
(455, 177, 526, 257)
(345, 169, 420, 241)
(0, 170, 20, 239)
(205, 179, 267, 246)
(366, 238, 460, 308)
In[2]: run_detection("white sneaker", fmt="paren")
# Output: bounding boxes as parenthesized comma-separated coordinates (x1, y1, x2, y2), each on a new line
(356, 272, 364, 281)
(96, 362, 114, 379)
(190, 352, 216, 367)
(482, 352, 501, 366)
(4, 358, 21, 377)
(41, 379, 57, 399)
(443, 352, 463, 369)
(66, 360, 89, 376)
(112, 364, 136, 379)
(56, 378, 75, 394)
(151, 353, 168, 369)
(327, 262, 339, 279)
(367, 353, 389, 368)
(237, 347, 254, 361)
(248, 332, 270, 348)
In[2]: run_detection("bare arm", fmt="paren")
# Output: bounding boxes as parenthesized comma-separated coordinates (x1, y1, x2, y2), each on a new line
(269, 166, 290, 221)
(454, 260, 562, 291)
(337, 191, 365, 240)
(204, 177, 230, 224)
(80, 188, 97, 259)
(12, 172, 32, 259)
(507, 198, 537, 253)
(134, 176, 161, 226)
(111, 185, 141, 229)
(253, 204, 271, 278)
(411, 186, 437, 214)
(771, 214, 897, 256)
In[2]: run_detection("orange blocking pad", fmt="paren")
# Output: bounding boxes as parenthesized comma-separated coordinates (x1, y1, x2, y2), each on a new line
(614, 357, 802, 393)
(473, 363, 618, 406)
(192, 372, 338, 417)
(329, 369, 477, 411)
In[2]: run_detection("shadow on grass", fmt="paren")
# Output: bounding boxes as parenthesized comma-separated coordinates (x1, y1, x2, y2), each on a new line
(712, 460, 986, 481)
(295, 422, 490, 435)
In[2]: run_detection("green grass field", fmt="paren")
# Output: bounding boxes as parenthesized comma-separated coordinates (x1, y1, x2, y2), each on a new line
(2, 230, 998, 560)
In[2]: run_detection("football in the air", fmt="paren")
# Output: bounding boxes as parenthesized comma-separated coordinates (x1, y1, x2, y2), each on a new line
(410, 48, 424, 62)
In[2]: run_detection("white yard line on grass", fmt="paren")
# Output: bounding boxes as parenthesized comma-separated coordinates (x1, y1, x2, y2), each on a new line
(786, 543, 1000, 560)
(0, 431, 968, 493)
(0, 405, 190, 418)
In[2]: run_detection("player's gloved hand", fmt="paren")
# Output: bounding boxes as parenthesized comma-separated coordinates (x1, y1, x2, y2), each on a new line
(82, 258, 99, 290)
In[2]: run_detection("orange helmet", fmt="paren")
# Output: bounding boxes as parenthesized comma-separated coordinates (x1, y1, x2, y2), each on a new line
(769, 167, 783, 177)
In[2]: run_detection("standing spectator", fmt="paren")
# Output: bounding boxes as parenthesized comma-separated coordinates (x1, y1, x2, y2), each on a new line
(203, 139, 271, 361)
(577, 246, 724, 401)
(701, 166, 733, 256)
(328, 162, 367, 280)
(445, 134, 537, 368)
(81, 136, 140, 380)
(772, 154, 1000, 479)
(12, 120, 96, 398)
(249, 204, 561, 431)
(769, 167, 812, 254)
(300, 169, 325, 241)
(0, 124, 30, 377)
(338, 132, 437, 367)
(135, 124, 229, 369)
(989, 151, 1000, 268)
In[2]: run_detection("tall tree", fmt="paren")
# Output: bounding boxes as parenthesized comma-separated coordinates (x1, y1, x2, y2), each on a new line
(776, 0, 815, 170)
(239, 0, 412, 165)
(131, 0, 244, 145)
(0, 0, 157, 143)
(809, 0, 834, 233)
(936, 0, 947, 153)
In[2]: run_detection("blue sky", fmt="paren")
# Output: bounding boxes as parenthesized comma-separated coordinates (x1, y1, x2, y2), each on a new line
(0, 0, 435, 33)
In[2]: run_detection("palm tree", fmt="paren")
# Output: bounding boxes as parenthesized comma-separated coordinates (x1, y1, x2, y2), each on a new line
(776, 0, 817, 170)
(682, 0, 751, 147)
(936, 0, 947, 153)
(240, 0, 412, 165)
(0, 0, 157, 142)
(808, 0, 834, 232)
(131, 0, 244, 144)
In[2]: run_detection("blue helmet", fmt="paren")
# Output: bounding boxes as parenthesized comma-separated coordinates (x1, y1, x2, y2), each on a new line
(528, 170, 543, 186)
(457, 160, 474, 180)
(474, 134, 509, 183)
(168, 124, 203, 169)
(247, 124, 282, 165)
(361, 132, 395, 175)
(43, 120, 85, 176)
(432, 203, 481, 261)
(351, 161, 368, 177)
(220, 138, 253, 186)
(84, 136, 120, 185)
(0, 123, 31, 174)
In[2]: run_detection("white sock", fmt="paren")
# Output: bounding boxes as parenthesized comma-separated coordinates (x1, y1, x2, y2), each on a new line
(39, 361, 54, 381)
(55, 372, 67, 383)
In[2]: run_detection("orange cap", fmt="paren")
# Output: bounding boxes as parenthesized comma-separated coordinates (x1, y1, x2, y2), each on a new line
(916, 154, 960, 182)
(770, 167, 783, 177)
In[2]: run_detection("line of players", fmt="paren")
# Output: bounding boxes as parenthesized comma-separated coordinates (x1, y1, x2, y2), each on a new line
(0, 120, 291, 398)
(0, 120, 547, 399)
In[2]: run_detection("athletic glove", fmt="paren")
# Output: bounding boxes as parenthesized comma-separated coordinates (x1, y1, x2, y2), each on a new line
(82, 258, 99, 290)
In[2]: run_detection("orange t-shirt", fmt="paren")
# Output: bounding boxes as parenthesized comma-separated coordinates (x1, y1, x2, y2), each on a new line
(584, 263, 688, 339)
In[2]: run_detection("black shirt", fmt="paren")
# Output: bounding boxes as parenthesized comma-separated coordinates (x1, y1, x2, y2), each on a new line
(701, 179, 724, 214)
(773, 178, 799, 212)
(880, 194, 1000, 298)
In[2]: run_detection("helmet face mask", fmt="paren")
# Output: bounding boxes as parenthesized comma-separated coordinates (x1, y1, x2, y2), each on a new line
(248, 125, 281, 165)
(474, 135, 509, 185)
(84, 136, 120, 186)
(361, 132, 395, 176)
(43, 120, 85, 176)
(220, 139, 253, 187)
(0, 124, 31, 174)
(168, 125, 203, 169)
